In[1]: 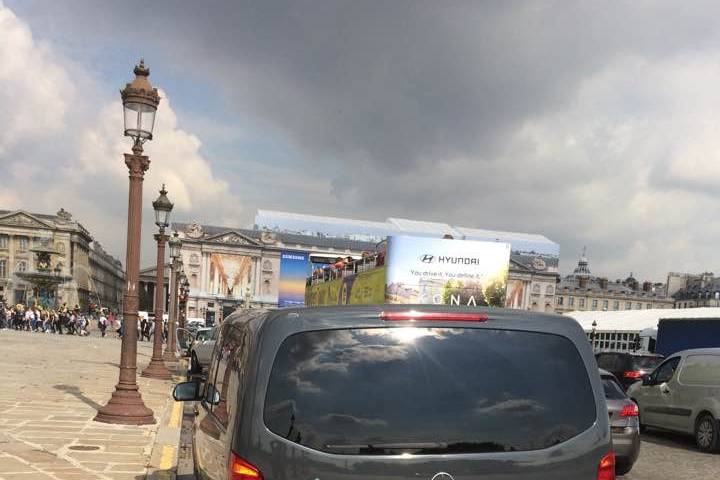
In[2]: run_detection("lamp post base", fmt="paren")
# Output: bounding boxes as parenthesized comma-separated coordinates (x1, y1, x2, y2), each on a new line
(141, 358, 172, 380)
(163, 350, 179, 363)
(94, 388, 155, 425)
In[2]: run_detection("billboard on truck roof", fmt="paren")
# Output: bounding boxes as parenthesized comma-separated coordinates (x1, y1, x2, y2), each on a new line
(385, 236, 511, 307)
(305, 235, 511, 307)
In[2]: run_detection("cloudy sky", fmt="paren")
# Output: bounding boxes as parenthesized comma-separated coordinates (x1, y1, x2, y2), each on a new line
(3, 0, 720, 280)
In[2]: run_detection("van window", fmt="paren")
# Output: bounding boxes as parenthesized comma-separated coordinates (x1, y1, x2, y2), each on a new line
(265, 327, 596, 455)
(679, 355, 720, 386)
(208, 326, 250, 428)
(654, 357, 680, 384)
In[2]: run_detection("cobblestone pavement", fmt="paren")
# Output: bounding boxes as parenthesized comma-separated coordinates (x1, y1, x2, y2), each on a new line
(622, 430, 720, 478)
(0, 329, 181, 480)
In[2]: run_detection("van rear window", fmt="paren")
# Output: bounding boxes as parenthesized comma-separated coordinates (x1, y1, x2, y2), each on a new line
(264, 327, 596, 455)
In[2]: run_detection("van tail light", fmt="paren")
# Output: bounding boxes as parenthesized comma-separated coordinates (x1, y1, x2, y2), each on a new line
(620, 403, 639, 417)
(380, 311, 489, 322)
(597, 451, 615, 480)
(229, 452, 262, 480)
(623, 371, 642, 379)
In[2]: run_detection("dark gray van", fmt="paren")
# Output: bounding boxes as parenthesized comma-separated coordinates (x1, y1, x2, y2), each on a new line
(173, 305, 614, 480)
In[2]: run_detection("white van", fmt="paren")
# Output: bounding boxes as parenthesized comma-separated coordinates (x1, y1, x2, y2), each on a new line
(628, 347, 720, 452)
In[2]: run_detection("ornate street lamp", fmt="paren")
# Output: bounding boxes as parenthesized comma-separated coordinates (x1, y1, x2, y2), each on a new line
(590, 320, 598, 350)
(95, 60, 160, 426)
(142, 186, 173, 380)
(164, 233, 182, 363)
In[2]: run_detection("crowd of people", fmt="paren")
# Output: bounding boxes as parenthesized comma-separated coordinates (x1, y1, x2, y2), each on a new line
(0, 301, 116, 337)
(0, 300, 168, 342)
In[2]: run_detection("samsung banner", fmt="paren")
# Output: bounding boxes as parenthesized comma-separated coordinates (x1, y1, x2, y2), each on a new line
(385, 236, 511, 307)
(278, 251, 309, 307)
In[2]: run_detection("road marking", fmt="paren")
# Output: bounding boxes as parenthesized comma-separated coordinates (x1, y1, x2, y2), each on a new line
(169, 401, 182, 428)
(159, 445, 176, 470)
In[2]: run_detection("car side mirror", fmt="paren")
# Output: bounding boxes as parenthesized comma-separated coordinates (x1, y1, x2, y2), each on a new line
(173, 380, 201, 401)
(641, 375, 653, 386)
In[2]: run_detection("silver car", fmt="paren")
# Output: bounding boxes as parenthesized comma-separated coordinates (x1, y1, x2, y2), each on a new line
(600, 369, 640, 475)
(189, 326, 217, 374)
(628, 347, 720, 453)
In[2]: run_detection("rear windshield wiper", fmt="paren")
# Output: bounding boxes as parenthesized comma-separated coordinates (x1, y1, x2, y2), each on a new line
(325, 441, 508, 454)
(326, 442, 446, 451)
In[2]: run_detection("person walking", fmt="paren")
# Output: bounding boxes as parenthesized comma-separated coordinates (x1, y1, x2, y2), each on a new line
(78, 313, 89, 336)
(13, 305, 23, 330)
(107, 310, 115, 330)
(57, 309, 65, 334)
(24, 307, 34, 332)
(98, 311, 108, 337)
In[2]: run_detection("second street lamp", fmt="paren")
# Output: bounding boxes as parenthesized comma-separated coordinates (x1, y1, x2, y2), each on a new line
(95, 59, 160, 425)
(142, 185, 173, 380)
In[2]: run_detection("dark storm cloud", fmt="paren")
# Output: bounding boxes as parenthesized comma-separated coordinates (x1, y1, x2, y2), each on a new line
(9, 0, 720, 277)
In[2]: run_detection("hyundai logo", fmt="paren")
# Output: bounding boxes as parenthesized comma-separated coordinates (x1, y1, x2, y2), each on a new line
(431, 473, 455, 480)
(420, 254, 435, 263)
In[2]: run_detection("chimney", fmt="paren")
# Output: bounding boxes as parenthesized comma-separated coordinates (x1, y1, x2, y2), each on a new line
(599, 278, 608, 290)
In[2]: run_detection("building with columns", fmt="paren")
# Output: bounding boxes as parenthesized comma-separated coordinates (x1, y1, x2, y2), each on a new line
(0, 208, 124, 311)
(172, 221, 380, 323)
(171, 211, 560, 321)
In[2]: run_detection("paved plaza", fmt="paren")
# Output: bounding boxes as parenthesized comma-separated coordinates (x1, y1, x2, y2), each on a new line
(0, 330, 182, 480)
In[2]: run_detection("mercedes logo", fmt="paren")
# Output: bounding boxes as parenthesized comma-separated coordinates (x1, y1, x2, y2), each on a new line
(431, 473, 455, 480)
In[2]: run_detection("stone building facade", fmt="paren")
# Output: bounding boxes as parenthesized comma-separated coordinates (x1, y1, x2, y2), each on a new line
(555, 251, 673, 313)
(89, 241, 125, 313)
(670, 272, 720, 308)
(0, 209, 124, 311)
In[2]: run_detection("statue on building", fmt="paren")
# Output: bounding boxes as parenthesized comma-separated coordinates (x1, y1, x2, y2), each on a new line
(186, 221, 204, 239)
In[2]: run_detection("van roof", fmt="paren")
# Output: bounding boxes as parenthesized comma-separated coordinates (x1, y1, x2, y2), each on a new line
(673, 347, 720, 356)
(227, 304, 584, 334)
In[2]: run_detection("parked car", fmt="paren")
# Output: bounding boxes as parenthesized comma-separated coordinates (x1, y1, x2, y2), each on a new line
(600, 369, 640, 475)
(596, 352, 664, 390)
(628, 348, 720, 453)
(173, 306, 613, 480)
(188, 326, 217, 374)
